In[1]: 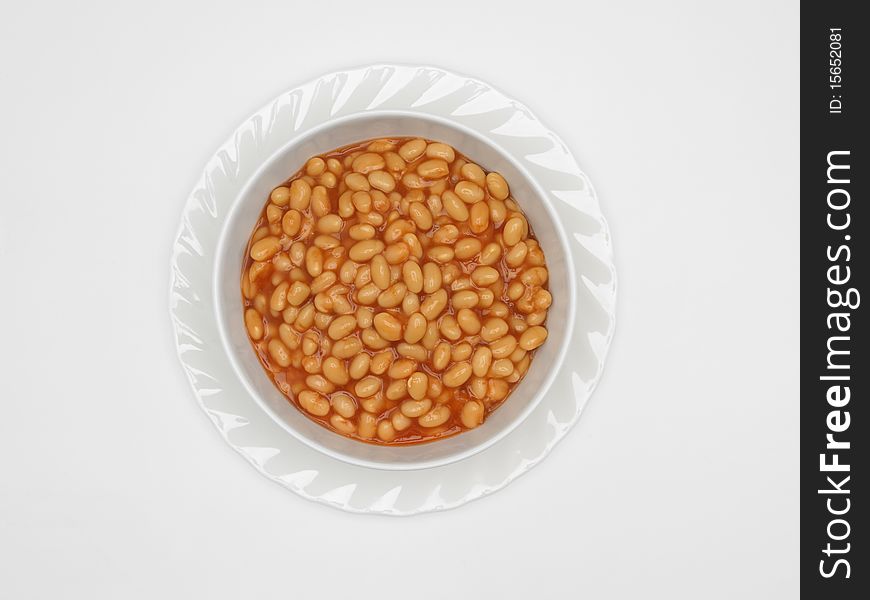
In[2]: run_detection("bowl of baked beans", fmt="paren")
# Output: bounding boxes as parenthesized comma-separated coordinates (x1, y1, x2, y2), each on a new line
(215, 113, 575, 470)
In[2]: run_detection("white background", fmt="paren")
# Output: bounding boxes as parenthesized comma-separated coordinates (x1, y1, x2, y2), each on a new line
(0, 1, 799, 598)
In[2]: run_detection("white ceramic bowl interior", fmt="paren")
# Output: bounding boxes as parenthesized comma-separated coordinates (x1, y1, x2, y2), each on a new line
(214, 112, 576, 470)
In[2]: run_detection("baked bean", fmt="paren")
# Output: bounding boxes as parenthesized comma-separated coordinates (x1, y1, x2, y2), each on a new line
(388, 359, 416, 380)
(305, 157, 326, 177)
(489, 335, 517, 359)
(502, 216, 525, 246)
(357, 412, 377, 438)
(385, 379, 407, 401)
(316, 214, 342, 235)
(402, 172, 428, 189)
(399, 235, 420, 262)
(377, 420, 396, 442)
(242, 137, 549, 445)
(403, 312, 427, 344)
(409, 202, 433, 230)
(361, 395, 386, 414)
(384, 242, 410, 264)
(454, 237, 482, 260)
(456, 308, 482, 335)
(330, 414, 356, 434)
(400, 262, 423, 294)
(354, 376, 381, 398)
(436, 314, 460, 340)
(373, 312, 403, 341)
(432, 224, 459, 244)
(338, 192, 355, 218)
(362, 327, 390, 350)
(377, 282, 407, 308)
(355, 306, 374, 329)
(370, 255, 390, 290)
(442, 191, 469, 221)
(425, 142, 455, 162)
(471, 266, 500, 287)
(269, 281, 290, 312)
(306, 373, 335, 394)
(526, 311, 546, 326)
(485, 172, 510, 200)
(310, 186, 330, 217)
(419, 405, 451, 428)
(332, 336, 362, 358)
(348, 223, 375, 240)
(489, 199, 507, 224)
(294, 304, 316, 332)
(345, 172, 370, 192)
(440, 265, 459, 287)
(489, 300, 510, 318)
(451, 342, 473, 362)
(422, 262, 442, 293)
(490, 358, 514, 378)
(349, 239, 384, 262)
(352, 152, 385, 174)
(368, 171, 395, 193)
(510, 347, 528, 363)
(407, 371, 428, 400)
(348, 353, 371, 380)
(460, 163, 486, 186)
(533, 289, 553, 310)
(331, 392, 356, 418)
(288, 179, 311, 210)
(471, 346, 493, 378)
(469, 201, 490, 234)
(313, 235, 340, 250)
(427, 245, 454, 264)
(310, 272, 337, 295)
(252, 226, 270, 243)
(245, 308, 264, 340)
(398, 138, 427, 161)
(397, 343, 428, 362)
(519, 326, 548, 350)
(417, 159, 449, 179)
(521, 267, 549, 286)
(481, 317, 509, 342)
(402, 292, 420, 315)
(454, 181, 484, 204)
(313, 292, 332, 313)
(369, 350, 393, 375)
(267, 339, 292, 368)
(270, 186, 291, 206)
(284, 281, 309, 307)
(326, 314, 355, 340)
(305, 246, 323, 277)
(367, 140, 394, 152)
(418, 320, 438, 350)
(443, 362, 473, 388)
(299, 390, 330, 416)
(250, 236, 281, 261)
(420, 289, 448, 320)
(400, 398, 432, 418)
(384, 152, 406, 172)
(354, 264, 372, 287)
(421, 342, 446, 371)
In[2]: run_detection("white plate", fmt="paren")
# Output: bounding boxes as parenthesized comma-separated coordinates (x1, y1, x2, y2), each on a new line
(169, 64, 617, 515)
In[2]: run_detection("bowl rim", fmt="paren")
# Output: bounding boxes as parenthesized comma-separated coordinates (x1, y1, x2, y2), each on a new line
(212, 109, 577, 471)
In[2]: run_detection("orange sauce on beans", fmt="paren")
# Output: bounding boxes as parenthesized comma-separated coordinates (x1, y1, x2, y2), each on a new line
(241, 138, 551, 445)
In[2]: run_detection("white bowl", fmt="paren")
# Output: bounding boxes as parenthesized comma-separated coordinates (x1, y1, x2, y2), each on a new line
(213, 112, 576, 470)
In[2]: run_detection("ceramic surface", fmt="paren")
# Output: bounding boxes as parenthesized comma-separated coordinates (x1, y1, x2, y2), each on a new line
(170, 64, 616, 514)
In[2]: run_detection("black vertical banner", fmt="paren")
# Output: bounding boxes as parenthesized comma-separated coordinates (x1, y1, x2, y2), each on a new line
(802, 3, 868, 597)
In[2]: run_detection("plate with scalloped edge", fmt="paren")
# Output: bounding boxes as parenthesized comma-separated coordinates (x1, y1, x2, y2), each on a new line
(169, 64, 616, 515)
